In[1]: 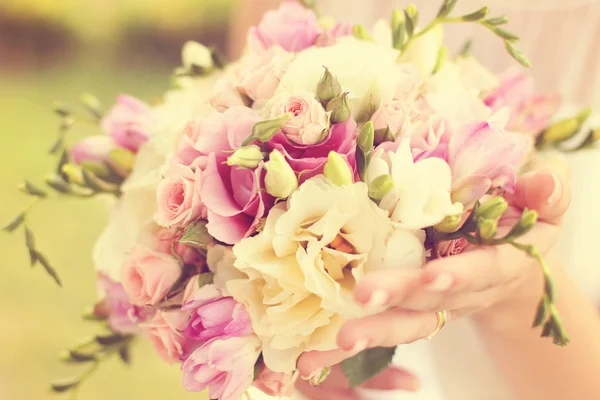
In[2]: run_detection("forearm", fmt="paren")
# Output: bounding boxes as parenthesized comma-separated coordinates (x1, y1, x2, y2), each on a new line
(473, 253, 600, 400)
(227, 0, 280, 58)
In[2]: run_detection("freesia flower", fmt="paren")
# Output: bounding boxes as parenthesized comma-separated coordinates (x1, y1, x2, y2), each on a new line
(120, 245, 181, 306)
(368, 140, 462, 230)
(101, 94, 153, 152)
(181, 335, 261, 399)
(248, 1, 320, 53)
(71, 136, 117, 164)
(228, 177, 425, 373)
(268, 91, 330, 145)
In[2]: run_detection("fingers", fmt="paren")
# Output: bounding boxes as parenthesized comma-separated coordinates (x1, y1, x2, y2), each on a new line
(298, 348, 355, 380)
(359, 366, 421, 391)
(506, 169, 571, 224)
(337, 309, 441, 351)
(354, 268, 421, 307)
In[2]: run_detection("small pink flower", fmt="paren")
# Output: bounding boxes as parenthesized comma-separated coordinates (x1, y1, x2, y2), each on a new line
(182, 284, 253, 343)
(248, 1, 320, 53)
(181, 336, 261, 399)
(269, 92, 330, 145)
(142, 310, 188, 364)
(484, 70, 560, 136)
(409, 117, 453, 161)
(267, 119, 358, 183)
(176, 107, 261, 166)
(120, 245, 182, 306)
(209, 78, 246, 113)
(316, 23, 352, 47)
(101, 94, 152, 152)
(155, 161, 206, 228)
(237, 47, 293, 107)
(436, 237, 468, 258)
(71, 136, 117, 164)
(254, 367, 297, 397)
(97, 273, 153, 334)
(370, 100, 410, 135)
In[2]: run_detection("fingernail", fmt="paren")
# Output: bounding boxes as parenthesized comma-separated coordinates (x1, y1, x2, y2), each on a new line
(365, 289, 389, 308)
(546, 172, 563, 206)
(425, 272, 453, 292)
(347, 338, 369, 354)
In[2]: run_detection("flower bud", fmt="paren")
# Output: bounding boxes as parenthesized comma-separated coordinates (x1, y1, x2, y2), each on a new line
(317, 67, 342, 104)
(264, 149, 298, 199)
(508, 208, 538, 238)
(181, 41, 213, 75)
(326, 92, 351, 124)
(323, 151, 354, 186)
(227, 145, 264, 169)
(542, 108, 591, 143)
(61, 164, 85, 186)
(80, 160, 112, 181)
(374, 127, 394, 145)
(435, 214, 462, 233)
(474, 197, 508, 221)
(308, 366, 331, 387)
(358, 121, 375, 153)
(107, 148, 135, 178)
(369, 174, 395, 200)
(461, 6, 489, 21)
(252, 114, 291, 143)
(352, 24, 374, 42)
(71, 136, 117, 164)
(477, 218, 497, 242)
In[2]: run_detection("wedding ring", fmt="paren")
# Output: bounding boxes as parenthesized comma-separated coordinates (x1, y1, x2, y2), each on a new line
(424, 310, 447, 340)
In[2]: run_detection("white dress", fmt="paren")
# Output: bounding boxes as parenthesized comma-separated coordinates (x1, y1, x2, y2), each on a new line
(253, 1, 600, 399)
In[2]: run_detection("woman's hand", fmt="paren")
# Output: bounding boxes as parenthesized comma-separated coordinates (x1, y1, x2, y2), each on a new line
(297, 164, 571, 380)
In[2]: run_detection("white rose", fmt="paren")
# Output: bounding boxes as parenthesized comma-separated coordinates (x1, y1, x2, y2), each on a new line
(227, 177, 425, 373)
(367, 140, 463, 230)
(277, 37, 401, 113)
(181, 41, 213, 71)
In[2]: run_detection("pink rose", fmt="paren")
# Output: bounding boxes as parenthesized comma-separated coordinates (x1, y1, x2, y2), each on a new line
(436, 237, 468, 258)
(248, 1, 319, 53)
(269, 92, 330, 145)
(153, 228, 203, 267)
(370, 100, 410, 136)
(201, 152, 271, 244)
(97, 273, 153, 334)
(447, 115, 531, 205)
(182, 284, 253, 343)
(484, 70, 560, 136)
(101, 94, 152, 152)
(71, 136, 117, 164)
(209, 78, 246, 113)
(237, 47, 293, 107)
(142, 310, 188, 364)
(254, 367, 297, 397)
(177, 107, 261, 166)
(267, 119, 358, 183)
(181, 336, 261, 400)
(121, 245, 182, 306)
(155, 161, 206, 228)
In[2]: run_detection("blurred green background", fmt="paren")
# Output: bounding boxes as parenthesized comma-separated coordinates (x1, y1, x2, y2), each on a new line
(0, 1, 234, 399)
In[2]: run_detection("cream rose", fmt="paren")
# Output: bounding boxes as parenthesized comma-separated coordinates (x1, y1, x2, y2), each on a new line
(268, 91, 329, 144)
(227, 177, 425, 373)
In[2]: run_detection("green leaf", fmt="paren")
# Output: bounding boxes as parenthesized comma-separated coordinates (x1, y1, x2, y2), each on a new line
(95, 333, 126, 346)
(493, 28, 519, 42)
(3, 212, 25, 233)
(49, 378, 79, 393)
(505, 41, 531, 68)
(178, 220, 212, 248)
(341, 347, 396, 388)
(485, 15, 509, 25)
(36, 252, 62, 287)
(437, 0, 457, 18)
(118, 345, 131, 365)
(532, 299, 548, 328)
(197, 272, 215, 288)
(19, 181, 48, 198)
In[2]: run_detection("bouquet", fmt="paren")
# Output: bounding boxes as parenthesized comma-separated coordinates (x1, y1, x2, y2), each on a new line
(6, 0, 600, 398)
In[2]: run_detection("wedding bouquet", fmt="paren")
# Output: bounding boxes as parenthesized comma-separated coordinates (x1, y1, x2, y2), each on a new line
(6, 0, 600, 399)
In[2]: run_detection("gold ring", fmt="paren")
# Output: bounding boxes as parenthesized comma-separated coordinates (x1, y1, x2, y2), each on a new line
(424, 310, 447, 340)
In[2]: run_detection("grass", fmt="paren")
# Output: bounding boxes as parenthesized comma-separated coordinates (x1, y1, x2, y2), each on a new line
(0, 59, 206, 399)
